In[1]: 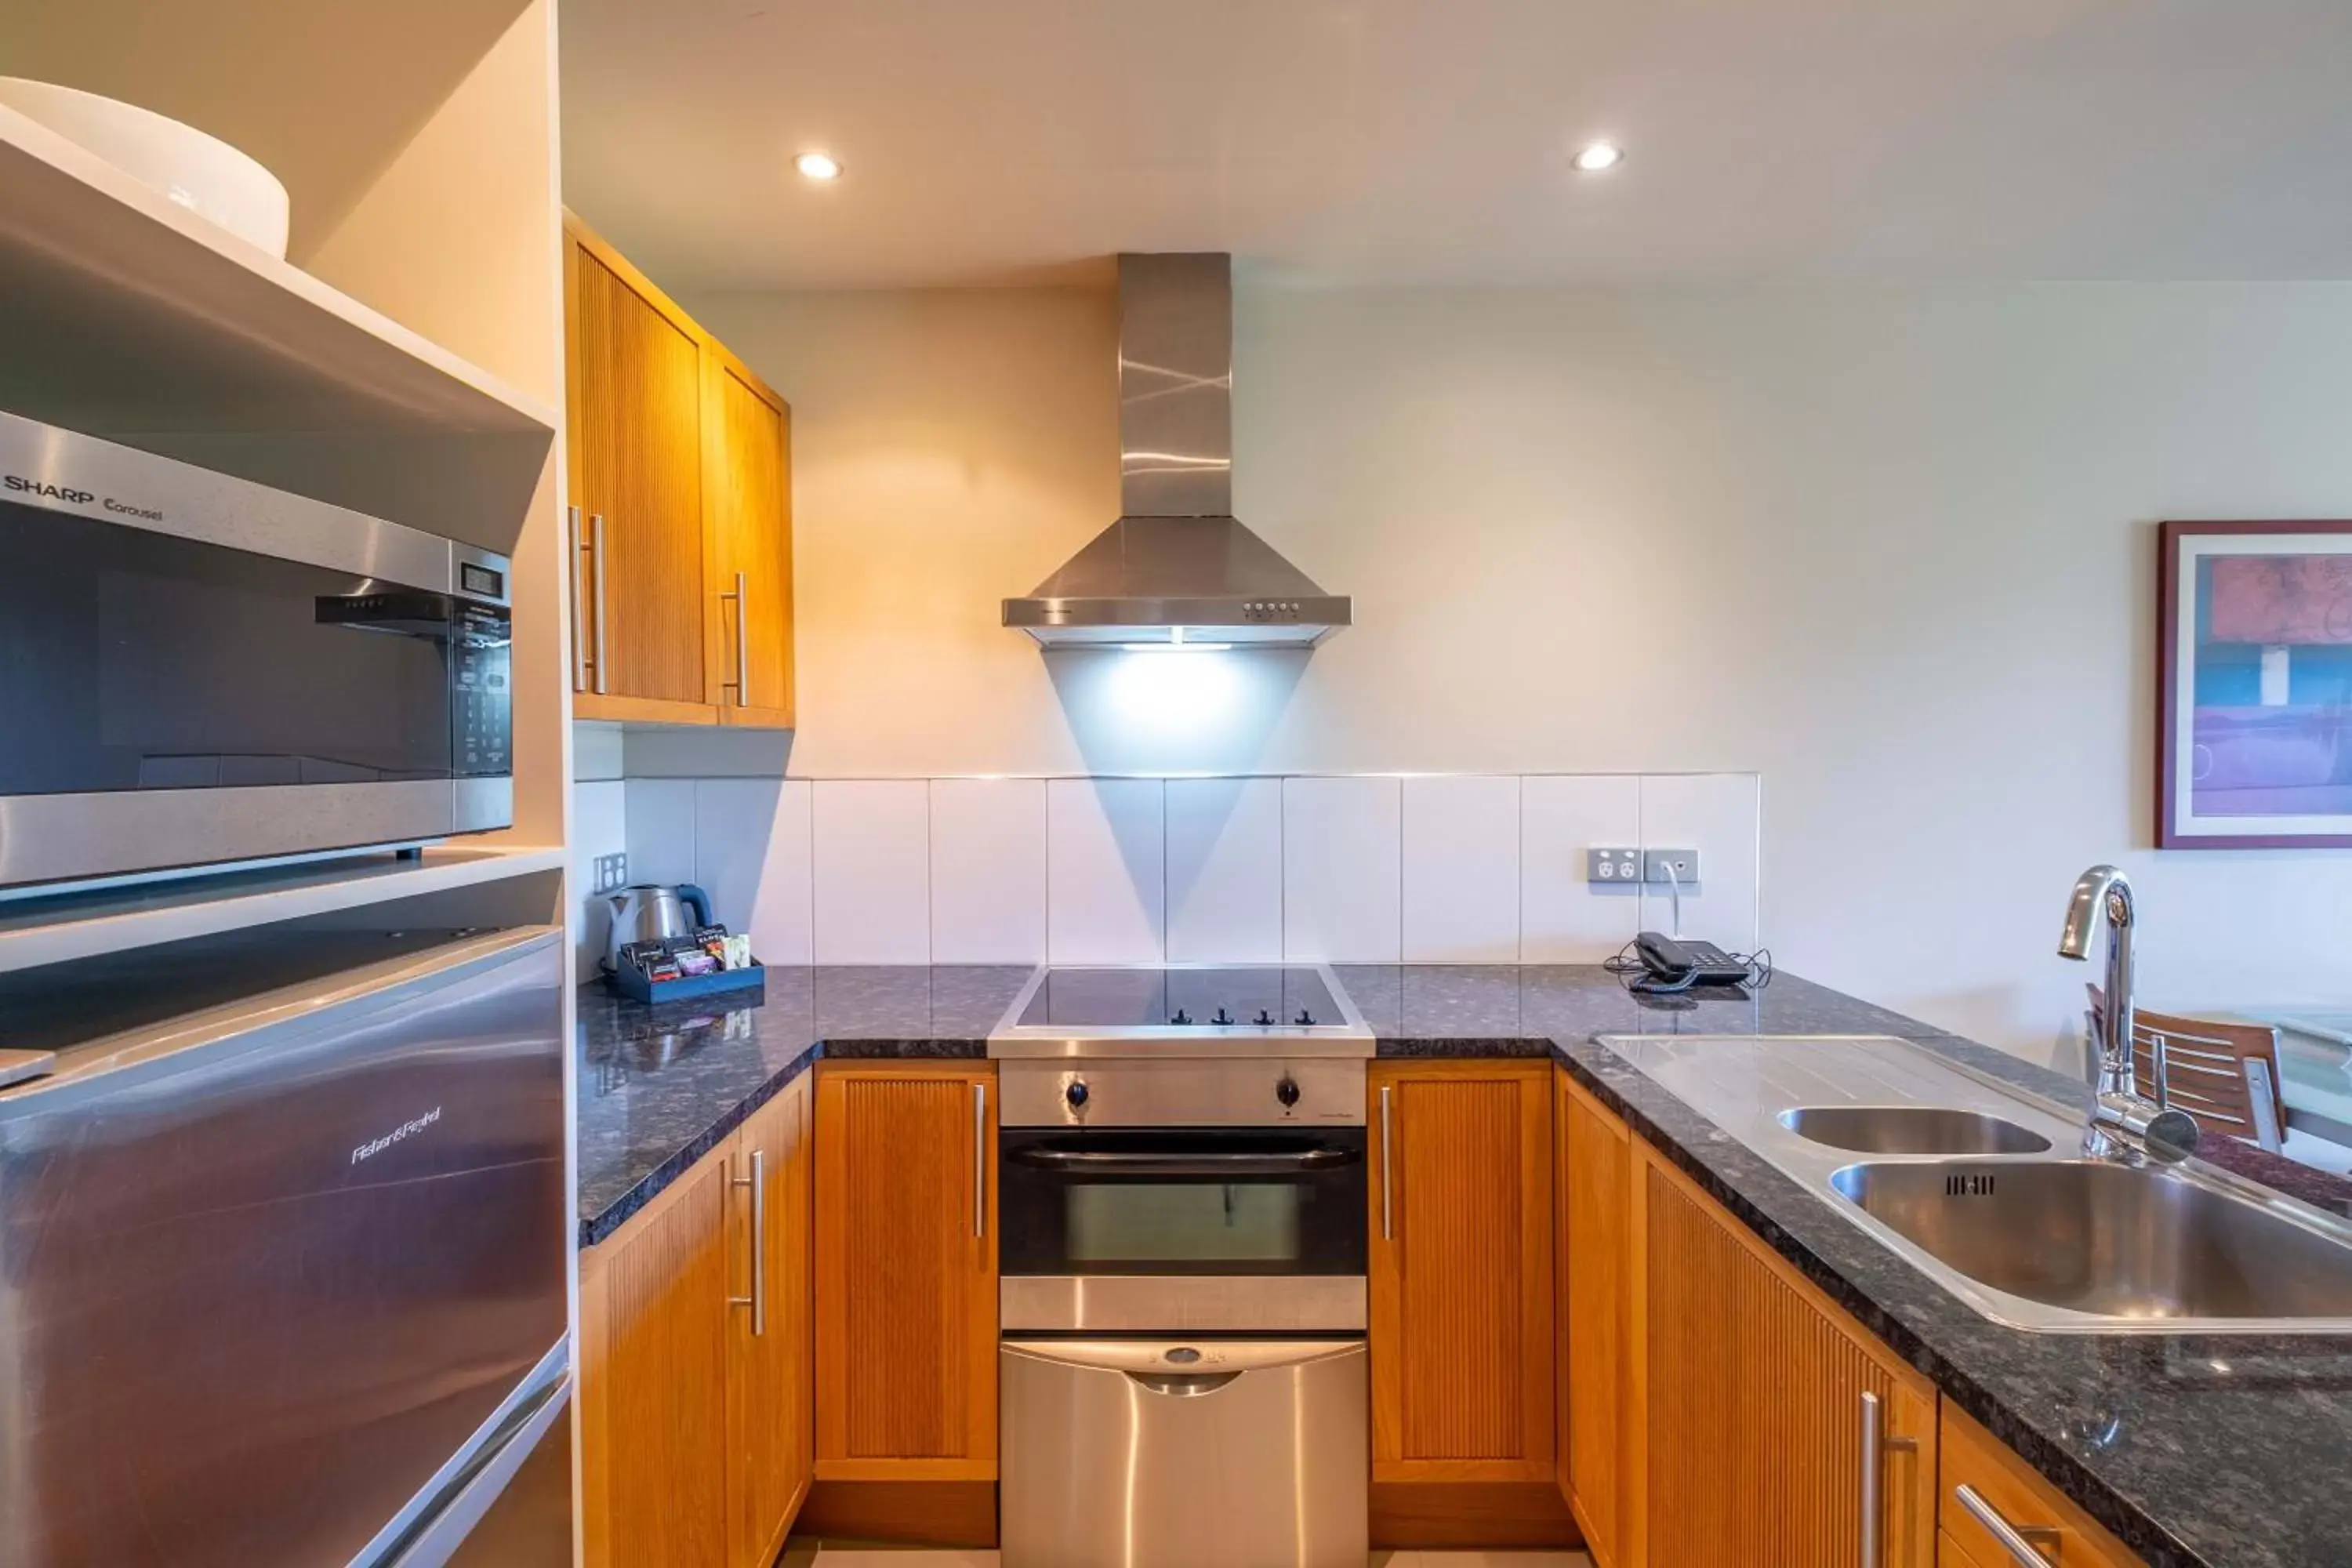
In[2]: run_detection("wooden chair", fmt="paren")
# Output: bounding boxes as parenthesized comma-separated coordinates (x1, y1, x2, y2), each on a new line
(2087, 985, 2285, 1152)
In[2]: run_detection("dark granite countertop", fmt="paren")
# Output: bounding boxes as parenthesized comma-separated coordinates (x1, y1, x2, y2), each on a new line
(577, 962, 2352, 1567)
(577, 965, 1025, 1244)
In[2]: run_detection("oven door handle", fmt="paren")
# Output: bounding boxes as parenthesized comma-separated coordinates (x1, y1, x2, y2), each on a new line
(1007, 1146, 1361, 1175)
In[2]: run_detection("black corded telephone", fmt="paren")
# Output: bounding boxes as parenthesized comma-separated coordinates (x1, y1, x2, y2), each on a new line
(1632, 931, 1752, 991)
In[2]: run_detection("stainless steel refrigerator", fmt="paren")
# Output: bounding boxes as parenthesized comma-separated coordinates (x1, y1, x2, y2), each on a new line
(0, 922, 572, 1567)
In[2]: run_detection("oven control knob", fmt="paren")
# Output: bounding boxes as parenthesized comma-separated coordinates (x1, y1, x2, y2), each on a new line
(1276, 1076, 1301, 1109)
(1065, 1080, 1090, 1111)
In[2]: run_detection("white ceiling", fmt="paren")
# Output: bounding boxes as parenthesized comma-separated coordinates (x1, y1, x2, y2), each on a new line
(561, 0, 2352, 291)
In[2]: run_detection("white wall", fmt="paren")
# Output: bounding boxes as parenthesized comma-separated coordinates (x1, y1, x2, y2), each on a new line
(671, 281, 2352, 1062)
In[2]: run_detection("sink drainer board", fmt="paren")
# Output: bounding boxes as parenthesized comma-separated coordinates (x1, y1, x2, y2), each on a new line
(1599, 1033, 2352, 1334)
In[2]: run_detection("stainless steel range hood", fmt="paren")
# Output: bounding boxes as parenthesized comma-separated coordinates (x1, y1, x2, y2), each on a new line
(1003, 254, 1350, 649)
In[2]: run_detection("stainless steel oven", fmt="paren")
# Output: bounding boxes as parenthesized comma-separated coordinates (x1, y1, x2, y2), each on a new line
(0, 409, 514, 891)
(996, 1073, 1370, 1331)
(992, 964, 1375, 1334)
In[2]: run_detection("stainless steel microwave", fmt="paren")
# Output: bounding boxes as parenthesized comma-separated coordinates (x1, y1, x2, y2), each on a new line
(0, 409, 514, 891)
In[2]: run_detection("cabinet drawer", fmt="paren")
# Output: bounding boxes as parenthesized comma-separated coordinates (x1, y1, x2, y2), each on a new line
(1941, 1526, 1993, 1568)
(1940, 1403, 2142, 1568)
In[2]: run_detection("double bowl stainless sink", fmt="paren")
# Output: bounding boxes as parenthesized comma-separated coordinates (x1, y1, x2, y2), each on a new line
(1599, 1035, 2352, 1333)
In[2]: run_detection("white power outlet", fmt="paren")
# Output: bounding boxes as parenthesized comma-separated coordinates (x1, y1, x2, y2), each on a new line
(1586, 848, 1642, 884)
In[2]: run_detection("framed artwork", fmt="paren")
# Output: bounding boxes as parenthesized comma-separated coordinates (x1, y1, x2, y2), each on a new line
(2158, 521, 2352, 848)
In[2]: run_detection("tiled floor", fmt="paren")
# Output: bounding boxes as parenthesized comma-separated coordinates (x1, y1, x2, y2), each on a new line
(791, 1552, 1590, 1566)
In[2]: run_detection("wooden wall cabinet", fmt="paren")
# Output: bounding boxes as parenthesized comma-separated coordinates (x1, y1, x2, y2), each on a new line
(813, 1062, 998, 1483)
(565, 213, 794, 728)
(1370, 1061, 1556, 1488)
(582, 1074, 813, 1568)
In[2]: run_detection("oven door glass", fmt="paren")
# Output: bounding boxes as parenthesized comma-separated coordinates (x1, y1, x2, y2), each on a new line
(998, 1127, 1368, 1276)
(0, 501, 499, 795)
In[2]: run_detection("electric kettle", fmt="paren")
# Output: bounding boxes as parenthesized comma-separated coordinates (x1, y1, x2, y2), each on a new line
(601, 883, 713, 972)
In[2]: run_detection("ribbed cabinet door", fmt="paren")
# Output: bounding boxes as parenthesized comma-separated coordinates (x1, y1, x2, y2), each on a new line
(728, 1075, 813, 1567)
(814, 1063, 997, 1480)
(1369, 1061, 1555, 1483)
(1638, 1146, 1936, 1568)
(582, 1152, 732, 1568)
(1559, 1069, 1632, 1568)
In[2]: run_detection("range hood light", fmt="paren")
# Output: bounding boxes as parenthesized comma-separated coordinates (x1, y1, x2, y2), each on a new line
(1121, 627, 1232, 654)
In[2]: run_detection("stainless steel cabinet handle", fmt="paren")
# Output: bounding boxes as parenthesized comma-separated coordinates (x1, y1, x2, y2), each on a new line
(1859, 1390, 1922, 1568)
(728, 1149, 767, 1336)
(720, 570, 750, 706)
(1955, 1484, 2062, 1568)
(590, 513, 609, 695)
(1378, 1084, 1394, 1240)
(973, 1082, 988, 1240)
(568, 506, 587, 691)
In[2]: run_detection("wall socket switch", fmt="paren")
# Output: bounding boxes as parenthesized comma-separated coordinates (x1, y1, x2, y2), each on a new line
(592, 852, 629, 893)
(1642, 848, 1700, 887)
(1586, 848, 1642, 884)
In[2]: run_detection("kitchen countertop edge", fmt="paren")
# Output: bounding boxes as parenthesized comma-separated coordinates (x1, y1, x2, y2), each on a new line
(578, 969, 2352, 1566)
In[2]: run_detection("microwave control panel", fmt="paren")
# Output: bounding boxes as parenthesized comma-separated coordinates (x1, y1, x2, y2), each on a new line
(452, 604, 513, 778)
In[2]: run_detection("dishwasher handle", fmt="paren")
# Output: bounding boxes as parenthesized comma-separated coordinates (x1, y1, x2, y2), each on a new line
(1003, 1338, 1365, 1378)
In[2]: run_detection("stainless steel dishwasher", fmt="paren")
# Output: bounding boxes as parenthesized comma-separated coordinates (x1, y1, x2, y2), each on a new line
(1000, 1338, 1367, 1568)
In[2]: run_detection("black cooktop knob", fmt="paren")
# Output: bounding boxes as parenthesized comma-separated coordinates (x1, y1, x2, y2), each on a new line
(1254, 1009, 1276, 1026)
(1211, 1007, 1235, 1026)
(1276, 1076, 1301, 1108)
(1171, 1008, 1192, 1025)
(1294, 1009, 1317, 1026)
(1065, 1080, 1089, 1109)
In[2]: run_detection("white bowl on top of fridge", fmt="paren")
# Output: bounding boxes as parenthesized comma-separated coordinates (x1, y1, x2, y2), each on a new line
(0, 78, 289, 257)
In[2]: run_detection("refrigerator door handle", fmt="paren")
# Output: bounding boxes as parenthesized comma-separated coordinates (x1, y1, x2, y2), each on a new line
(350, 1338, 572, 1568)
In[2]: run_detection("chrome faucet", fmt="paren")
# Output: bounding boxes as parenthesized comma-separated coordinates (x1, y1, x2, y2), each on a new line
(2057, 865, 2198, 1162)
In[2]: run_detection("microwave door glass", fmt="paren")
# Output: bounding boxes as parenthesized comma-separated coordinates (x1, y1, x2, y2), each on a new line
(0, 499, 461, 795)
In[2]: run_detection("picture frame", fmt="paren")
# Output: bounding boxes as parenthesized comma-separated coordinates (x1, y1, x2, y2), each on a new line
(2158, 521, 2352, 849)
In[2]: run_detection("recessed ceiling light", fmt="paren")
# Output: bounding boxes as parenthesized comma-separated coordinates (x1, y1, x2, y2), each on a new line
(794, 151, 842, 182)
(1573, 140, 1624, 174)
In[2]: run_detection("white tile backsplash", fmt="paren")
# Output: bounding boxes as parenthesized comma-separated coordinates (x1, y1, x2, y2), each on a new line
(811, 780, 931, 963)
(622, 778, 697, 886)
(1520, 775, 1642, 962)
(696, 779, 814, 966)
(931, 779, 1048, 963)
(1283, 776, 1403, 962)
(1165, 777, 1285, 962)
(571, 778, 627, 980)
(1047, 778, 1167, 964)
(575, 768, 1763, 972)
(1638, 773, 1762, 954)
(1403, 775, 1522, 962)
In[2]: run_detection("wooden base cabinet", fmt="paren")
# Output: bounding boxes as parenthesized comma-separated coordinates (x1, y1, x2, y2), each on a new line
(1557, 1069, 1632, 1568)
(582, 1073, 814, 1568)
(1635, 1140, 1940, 1567)
(1370, 1062, 1555, 1491)
(729, 1082, 815, 1568)
(1940, 1403, 2142, 1568)
(813, 1062, 997, 1485)
(566, 213, 794, 729)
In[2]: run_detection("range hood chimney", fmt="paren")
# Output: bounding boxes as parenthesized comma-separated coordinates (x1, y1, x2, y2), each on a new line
(1002, 253, 1351, 648)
